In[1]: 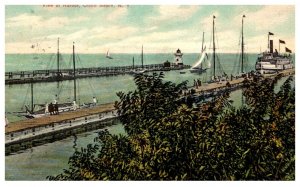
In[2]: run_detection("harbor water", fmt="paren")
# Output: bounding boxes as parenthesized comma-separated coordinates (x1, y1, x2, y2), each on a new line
(6, 53, 260, 122)
(5, 122, 125, 180)
(5, 53, 294, 180)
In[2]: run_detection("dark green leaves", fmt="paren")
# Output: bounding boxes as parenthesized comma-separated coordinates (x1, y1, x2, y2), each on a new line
(48, 73, 294, 181)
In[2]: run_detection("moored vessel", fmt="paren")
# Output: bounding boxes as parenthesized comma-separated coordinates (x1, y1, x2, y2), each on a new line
(190, 32, 209, 74)
(255, 32, 293, 74)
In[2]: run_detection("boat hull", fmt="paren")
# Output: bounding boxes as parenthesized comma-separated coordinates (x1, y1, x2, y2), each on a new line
(255, 62, 293, 74)
(189, 68, 208, 74)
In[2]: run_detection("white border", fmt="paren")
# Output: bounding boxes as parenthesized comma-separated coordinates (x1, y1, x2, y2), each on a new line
(1, 0, 298, 187)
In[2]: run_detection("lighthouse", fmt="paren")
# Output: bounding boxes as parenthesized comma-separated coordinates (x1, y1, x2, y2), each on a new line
(174, 48, 183, 66)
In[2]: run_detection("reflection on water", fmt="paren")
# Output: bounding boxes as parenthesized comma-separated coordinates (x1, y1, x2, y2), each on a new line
(5, 122, 125, 181)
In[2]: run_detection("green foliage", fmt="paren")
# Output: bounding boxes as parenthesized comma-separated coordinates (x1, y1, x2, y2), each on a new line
(48, 73, 295, 181)
(115, 72, 188, 135)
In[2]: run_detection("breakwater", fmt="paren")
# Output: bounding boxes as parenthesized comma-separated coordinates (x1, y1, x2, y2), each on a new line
(5, 63, 190, 85)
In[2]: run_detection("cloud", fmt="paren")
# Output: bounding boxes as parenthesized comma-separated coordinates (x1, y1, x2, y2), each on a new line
(66, 29, 89, 41)
(145, 26, 158, 32)
(5, 5, 294, 54)
(236, 5, 294, 32)
(149, 5, 200, 24)
(119, 29, 191, 45)
(6, 13, 88, 29)
(6, 13, 41, 27)
(99, 29, 199, 53)
(200, 12, 220, 33)
(106, 7, 128, 21)
(87, 25, 138, 40)
(230, 5, 295, 52)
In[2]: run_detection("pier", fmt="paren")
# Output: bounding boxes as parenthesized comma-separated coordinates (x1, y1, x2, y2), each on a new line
(5, 63, 190, 85)
(5, 103, 116, 155)
(5, 69, 294, 154)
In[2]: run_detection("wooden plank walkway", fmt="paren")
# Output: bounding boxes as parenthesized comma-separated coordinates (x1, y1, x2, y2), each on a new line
(197, 68, 294, 92)
(5, 103, 114, 134)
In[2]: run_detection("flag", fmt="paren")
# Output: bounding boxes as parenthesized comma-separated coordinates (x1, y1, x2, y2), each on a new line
(269, 32, 274, 35)
(279, 39, 285, 44)
(285, 47, 292, 53)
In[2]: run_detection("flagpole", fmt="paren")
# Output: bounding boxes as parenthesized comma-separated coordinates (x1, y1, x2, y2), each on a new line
(279, 40, 280, 54)
(268, 33, 269, 50)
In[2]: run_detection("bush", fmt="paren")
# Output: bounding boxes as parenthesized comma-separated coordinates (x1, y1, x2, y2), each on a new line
(47, 73, 295, 180)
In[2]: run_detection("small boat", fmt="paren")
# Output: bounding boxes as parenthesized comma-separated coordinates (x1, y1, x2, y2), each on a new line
(180, 71, 186, 74)
(130, 69, 147, 75)
(130, 45, 147, 75)
(106, 50, 113, 59)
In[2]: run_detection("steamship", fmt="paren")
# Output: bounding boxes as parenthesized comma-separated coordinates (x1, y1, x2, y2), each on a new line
(255, 32, 293, 74)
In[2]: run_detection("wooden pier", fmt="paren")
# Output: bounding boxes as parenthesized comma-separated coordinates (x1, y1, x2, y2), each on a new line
(5, 103, 117, 155)
(5, 103, 115, 134)
(5, 68, 294, 154)
(5, 63, 190, 85)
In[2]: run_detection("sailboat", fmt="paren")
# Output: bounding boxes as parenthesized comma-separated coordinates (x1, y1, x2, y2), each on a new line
(106, 50, 113, 59)
(130, 45, 147, 74)
(21, 41, 80, 119)
(206, 15, 227, 83)
(232, 15, 247, 76)
(190, 32, 209, 74)
(32, 43, 40, 60)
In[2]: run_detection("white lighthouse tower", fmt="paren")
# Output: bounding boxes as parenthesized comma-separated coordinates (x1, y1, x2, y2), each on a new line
(174, 48, 183, 66)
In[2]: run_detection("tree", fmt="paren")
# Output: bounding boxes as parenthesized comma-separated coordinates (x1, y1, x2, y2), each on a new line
(48, 73, 294, 180)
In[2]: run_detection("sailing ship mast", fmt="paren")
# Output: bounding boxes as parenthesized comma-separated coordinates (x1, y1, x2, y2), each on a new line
(212, 15, 216, 79)
(57, 38, 60, 75)
(73, 42, 77, 102)
(141, 45, 144, 69)
(241, 15, 245, 73)
(31, 80, 34, 113)
(132, 56, 135, 69)
(56, 38, 61, 90)
(201, 32, 205, 52)
(201, 32, 205, 69)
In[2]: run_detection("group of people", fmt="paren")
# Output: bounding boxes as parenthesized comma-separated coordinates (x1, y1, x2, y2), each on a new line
(45, 102, 59, 115)
(193, 79, 202, 89)
(44, 96, 98, 115)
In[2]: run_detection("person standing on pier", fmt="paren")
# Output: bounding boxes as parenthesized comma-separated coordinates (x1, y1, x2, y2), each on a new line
(45, 103, 49, 114)
(73, 100, 78, 110)
(93, 97, 97, 106)
(5, 116, 9, 126)
(197, 79, 201, 87)
(53, 94, 58, 104)
(49, 103, 53, 115)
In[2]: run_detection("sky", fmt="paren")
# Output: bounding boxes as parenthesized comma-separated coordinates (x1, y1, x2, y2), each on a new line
(5, 5, 295, 54)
